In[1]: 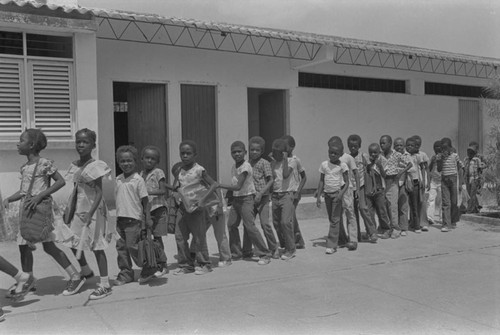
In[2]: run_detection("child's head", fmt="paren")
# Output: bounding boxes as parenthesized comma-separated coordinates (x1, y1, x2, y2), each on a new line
(281, 135, 295, 155)
(18, 128, 47, 156)
(440, 137, 452, 152)
(179, 140, 197, 167)
(116, 145, 139, 175)
(328, 136, 343, 147)
(75, 128, 97, 157)
(347, 134, 362, 155)
(249, 136, 265, 161)
(412, 135, 422, 150)
(468, 141, 480, 153)
(328, 144, 343, 164)
(467, 145, 477, 159)
(405, 137, 417, 154)
(271, 138, 287, 162)
(379, 135, 392, 153)
(230, 141, 246, 164)
(368, 143, 381, 161)
(433, 140, 442, 155)
(141, 145, 161, 171)
(394, 137, 405, 154)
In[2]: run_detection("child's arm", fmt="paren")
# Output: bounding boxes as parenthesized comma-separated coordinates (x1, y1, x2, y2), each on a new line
(316, 173, 325, 208)
(256, 175, 273, 205)
(24, 171, 66, 212)
(282, 152, 291, 179)
(338, 171, 349, 201)
(219, 172, 248, 192)
(199, 171, 219, 207)
(3, 191, 22, 209)
(82, 177, 103, 226)
(141, 196, 153, 229)
(375, 158, 386, 178)
(147, 177, 168, 196)
(352, 168, 360, 196)
(294, 170, 307, 203)
(436, 153, 444, 172)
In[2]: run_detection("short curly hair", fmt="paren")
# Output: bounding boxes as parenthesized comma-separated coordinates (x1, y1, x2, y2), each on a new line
(116, 145, 139, 163)
(23, 128, 47, 154)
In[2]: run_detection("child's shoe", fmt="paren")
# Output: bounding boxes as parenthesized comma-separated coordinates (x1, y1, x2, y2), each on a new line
(347, 242, 358, 251)
(6, 281, 36, 298)
(89, 285, 112, 300)
(62, 276, 86, 296)
(377, 231, 391, 239)
(114, 275, 133, 286)
(154, 267, 168, 278)
(257, 256, 271, 265)
(173, 267, 195, 275)
(400, 231, 407, 236)
(421, 226, 429, 232)
(280, 252, 296, 261)
(441, 227, 449, 232)
(391, 230, 401, 239)
(11, 274, 37, 301)
(217, 260, 232, 268)
(325, 248, 336, 254)
(271, 249, 280, 259)
(368, 234, 378, 243)
(414, 229, 422, 234)
(194, 265, 213, 275)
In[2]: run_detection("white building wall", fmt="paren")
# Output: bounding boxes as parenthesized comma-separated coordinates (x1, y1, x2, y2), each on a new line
(90, 39, 491, 200)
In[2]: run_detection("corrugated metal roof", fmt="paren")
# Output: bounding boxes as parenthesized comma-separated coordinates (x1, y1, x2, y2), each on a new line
(1, 0, 499, 67)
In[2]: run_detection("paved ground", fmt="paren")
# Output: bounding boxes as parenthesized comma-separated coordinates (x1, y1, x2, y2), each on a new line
(1, 207, 500, 335)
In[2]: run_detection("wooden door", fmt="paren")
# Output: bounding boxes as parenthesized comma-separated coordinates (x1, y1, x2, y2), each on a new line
(259, 90, 286, 156)
(458, 99, 481, 158)
(181, 84, 217, 179)
(127, 83, 168, 174)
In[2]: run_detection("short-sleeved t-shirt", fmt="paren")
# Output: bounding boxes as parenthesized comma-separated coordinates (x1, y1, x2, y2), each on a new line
(232, 161, 256, 197)
(384, 149, 411, 177)
(408, 153, 420, 180)
(141, 168, 167, 212)
(349, 152, 369, 188)
(115, 172, 149, 220)
(178, 163, 205, 188)
(441, 152, 463, 176)
(251, 158, 272, 194)
(340, 153, 358, 189)
(272, 159, 298, 193)
(319, 160, 348, 193)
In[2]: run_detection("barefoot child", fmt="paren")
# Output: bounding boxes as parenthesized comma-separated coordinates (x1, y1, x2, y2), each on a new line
(3, 129, 83, 296)
(316, 143, 349, 254)
(114, 145, 156, 285)
(63, 128, 115, 299)
(219, 141, 272, 265)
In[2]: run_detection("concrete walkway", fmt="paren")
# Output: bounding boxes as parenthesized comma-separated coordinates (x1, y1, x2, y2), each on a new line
(1, 215, 499, 334)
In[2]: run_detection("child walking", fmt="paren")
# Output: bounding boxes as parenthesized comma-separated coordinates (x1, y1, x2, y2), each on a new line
(282, 135, 306, 249)
(248, 136, 279, 259)
(3, 129, 84, 296)
(316, 143, 349, 254)
(436, 138, 464, 232)
(219, 141, 272, 265)
(114, 145, 158, 285)
(63, 128, 115, 299)
(140, 145, 170, 277)
(0, 255, 35, 320)
(174, 140, 218, 275)
(270, 139, 297, 260)
(427, 141, 442, 224)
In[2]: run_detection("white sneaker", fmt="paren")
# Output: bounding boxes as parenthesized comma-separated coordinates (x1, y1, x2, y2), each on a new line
(325, 248, 336, 254)
(217, 260, 232, 268)
(154, 268, 168, 278)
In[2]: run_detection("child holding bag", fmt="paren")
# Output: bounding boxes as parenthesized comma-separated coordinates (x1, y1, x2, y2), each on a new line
(63, 128, 116, 300)
(3, 128, 84, 296)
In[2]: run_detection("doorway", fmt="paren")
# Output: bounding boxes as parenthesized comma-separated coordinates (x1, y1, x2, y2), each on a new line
(113, 82, 168, 176)
(458, 99, 482, 157)
(247, 88, 287, 156)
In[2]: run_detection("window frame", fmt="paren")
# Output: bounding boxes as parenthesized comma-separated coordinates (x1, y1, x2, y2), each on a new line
(0, 30, 75, 142)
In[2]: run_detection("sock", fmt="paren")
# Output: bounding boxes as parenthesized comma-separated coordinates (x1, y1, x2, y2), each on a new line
(80, 264, 92, 276)
(14, 271, 29, 282)
(65, 265, 80, 280)
(100, 276, 110, 288)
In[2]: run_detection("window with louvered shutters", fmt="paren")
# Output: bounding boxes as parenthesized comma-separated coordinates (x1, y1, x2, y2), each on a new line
(0, 59, 24, 136)
(28, 61, 73, 137)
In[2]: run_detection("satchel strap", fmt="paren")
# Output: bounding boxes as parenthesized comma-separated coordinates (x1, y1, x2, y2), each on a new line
(26, 159, 40, 197)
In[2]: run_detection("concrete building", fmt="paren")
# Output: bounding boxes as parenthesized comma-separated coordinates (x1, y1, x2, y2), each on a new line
(0, 0, 498, 204)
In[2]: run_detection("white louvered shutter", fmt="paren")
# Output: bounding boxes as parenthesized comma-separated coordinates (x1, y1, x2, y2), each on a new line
(28, 60, 73, 137)
(0, 59, 24, 136)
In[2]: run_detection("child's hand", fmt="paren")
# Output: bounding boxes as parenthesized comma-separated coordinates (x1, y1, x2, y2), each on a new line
(316, 196, 321, 208)
(268, 152, 275, 161)
(254, 192, 262, 205)
(24, 195, 42, 212)
(2, 199, 9, 211)
(146, 218, 153, 229)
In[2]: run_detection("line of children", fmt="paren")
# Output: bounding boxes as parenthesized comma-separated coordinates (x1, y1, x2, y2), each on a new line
(2, 128, 478, 304)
